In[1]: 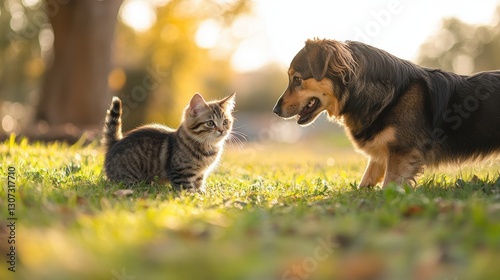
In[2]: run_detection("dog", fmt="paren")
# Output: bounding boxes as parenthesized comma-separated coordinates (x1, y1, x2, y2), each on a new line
(273, 38, 500, 188)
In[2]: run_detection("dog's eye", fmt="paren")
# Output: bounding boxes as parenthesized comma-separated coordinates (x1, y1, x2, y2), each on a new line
(292, 76, 302, 87)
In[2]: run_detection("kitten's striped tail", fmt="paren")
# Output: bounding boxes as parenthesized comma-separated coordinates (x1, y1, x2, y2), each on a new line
(102, 96, 123, 149)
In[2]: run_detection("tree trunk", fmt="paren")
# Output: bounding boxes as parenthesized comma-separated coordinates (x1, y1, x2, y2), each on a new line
(35, 0, 122, 138)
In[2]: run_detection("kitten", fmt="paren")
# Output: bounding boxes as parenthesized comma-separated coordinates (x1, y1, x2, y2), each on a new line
(101, 92, 235, 192)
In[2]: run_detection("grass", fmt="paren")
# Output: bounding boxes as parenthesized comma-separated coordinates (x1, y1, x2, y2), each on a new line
(1, 134, 500, 280)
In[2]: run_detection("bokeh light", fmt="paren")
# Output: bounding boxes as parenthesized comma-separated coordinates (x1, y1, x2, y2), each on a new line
(120, 0, 157, 32)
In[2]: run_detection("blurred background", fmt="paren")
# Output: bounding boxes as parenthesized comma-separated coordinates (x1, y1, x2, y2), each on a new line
(1, 0, 500, 143)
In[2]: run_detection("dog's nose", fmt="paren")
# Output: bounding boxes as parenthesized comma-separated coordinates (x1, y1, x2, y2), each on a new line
(273, 105, 281, 116)
(273, 99, 283, 116)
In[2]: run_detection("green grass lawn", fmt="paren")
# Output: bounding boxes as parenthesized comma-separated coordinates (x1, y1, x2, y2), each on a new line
(1, 135, 500, 280)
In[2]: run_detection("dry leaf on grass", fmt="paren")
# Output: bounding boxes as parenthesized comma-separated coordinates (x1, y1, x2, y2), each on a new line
(113, 189, 134, 197)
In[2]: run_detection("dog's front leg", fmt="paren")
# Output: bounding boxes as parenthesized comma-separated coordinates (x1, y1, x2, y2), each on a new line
(358, 158, 386, 188)
(382, 150, 424, 188)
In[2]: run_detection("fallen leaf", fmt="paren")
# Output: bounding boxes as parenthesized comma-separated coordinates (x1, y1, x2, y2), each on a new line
(76, 196, 87, 205)
(403, 205, 424, 217)
(113, 189, 134, 197)
(336, 253, 386, 280)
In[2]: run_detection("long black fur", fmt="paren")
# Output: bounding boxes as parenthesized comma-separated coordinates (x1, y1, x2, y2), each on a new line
(334, 41, 500, 163)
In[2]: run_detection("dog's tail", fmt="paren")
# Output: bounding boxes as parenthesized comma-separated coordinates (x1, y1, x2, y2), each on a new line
(102, 96, 123, 150)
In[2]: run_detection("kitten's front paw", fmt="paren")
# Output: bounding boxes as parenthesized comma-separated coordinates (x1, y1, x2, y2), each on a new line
(178, 182, 205, 194)
(197, 185, 207, 194)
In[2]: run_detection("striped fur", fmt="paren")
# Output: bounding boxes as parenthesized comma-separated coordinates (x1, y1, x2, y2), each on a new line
(101, 96, 123, 149)
(102, 93, 235, 191)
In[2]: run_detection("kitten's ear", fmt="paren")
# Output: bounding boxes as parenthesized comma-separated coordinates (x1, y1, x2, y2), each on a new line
(220, 92, 236, 112)
(189, 93, 208, 117)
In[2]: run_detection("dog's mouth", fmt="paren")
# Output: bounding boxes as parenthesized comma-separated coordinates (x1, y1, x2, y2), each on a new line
(297, 97, 321, 125)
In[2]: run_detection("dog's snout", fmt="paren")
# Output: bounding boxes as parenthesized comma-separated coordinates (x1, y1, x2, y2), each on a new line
(273, 105, 281, 116)
(273, 98, 283, 116)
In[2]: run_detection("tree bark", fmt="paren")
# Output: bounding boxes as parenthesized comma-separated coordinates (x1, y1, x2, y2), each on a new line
(36, 0, 122, 131)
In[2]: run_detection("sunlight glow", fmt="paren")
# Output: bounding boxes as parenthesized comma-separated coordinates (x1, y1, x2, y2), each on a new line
(231, 38, 270, 73)
(230, 0, 500, 72)
(2, 115, 15, 133)
(39, 27, 54, 53)
(120, 0, 157, 32)
(120, 0, 499, 73)
(22, 0, 41, 9)
(9, 2, 25, 33)
(195, 20, 221, 49)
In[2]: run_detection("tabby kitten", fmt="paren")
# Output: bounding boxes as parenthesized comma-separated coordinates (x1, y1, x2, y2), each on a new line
(102, 92, 235, 192)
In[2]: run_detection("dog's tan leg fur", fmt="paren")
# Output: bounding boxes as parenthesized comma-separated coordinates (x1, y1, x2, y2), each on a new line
(354, 126, 395, 188)
(382, 150, 424, 187)
(359, 159, 386, 187)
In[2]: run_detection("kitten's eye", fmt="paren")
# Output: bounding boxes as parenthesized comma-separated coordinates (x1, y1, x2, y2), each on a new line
(206, 120, 215, 127)
(292, 76, 302, 87)
(223, 119, 229, 125)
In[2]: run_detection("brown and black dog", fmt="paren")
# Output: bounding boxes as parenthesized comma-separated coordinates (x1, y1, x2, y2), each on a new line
(273, 38, 500, 188)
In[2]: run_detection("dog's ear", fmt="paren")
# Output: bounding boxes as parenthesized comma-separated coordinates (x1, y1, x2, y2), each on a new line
(305, 40, 331, 81)
(305, 39, 356, 84)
